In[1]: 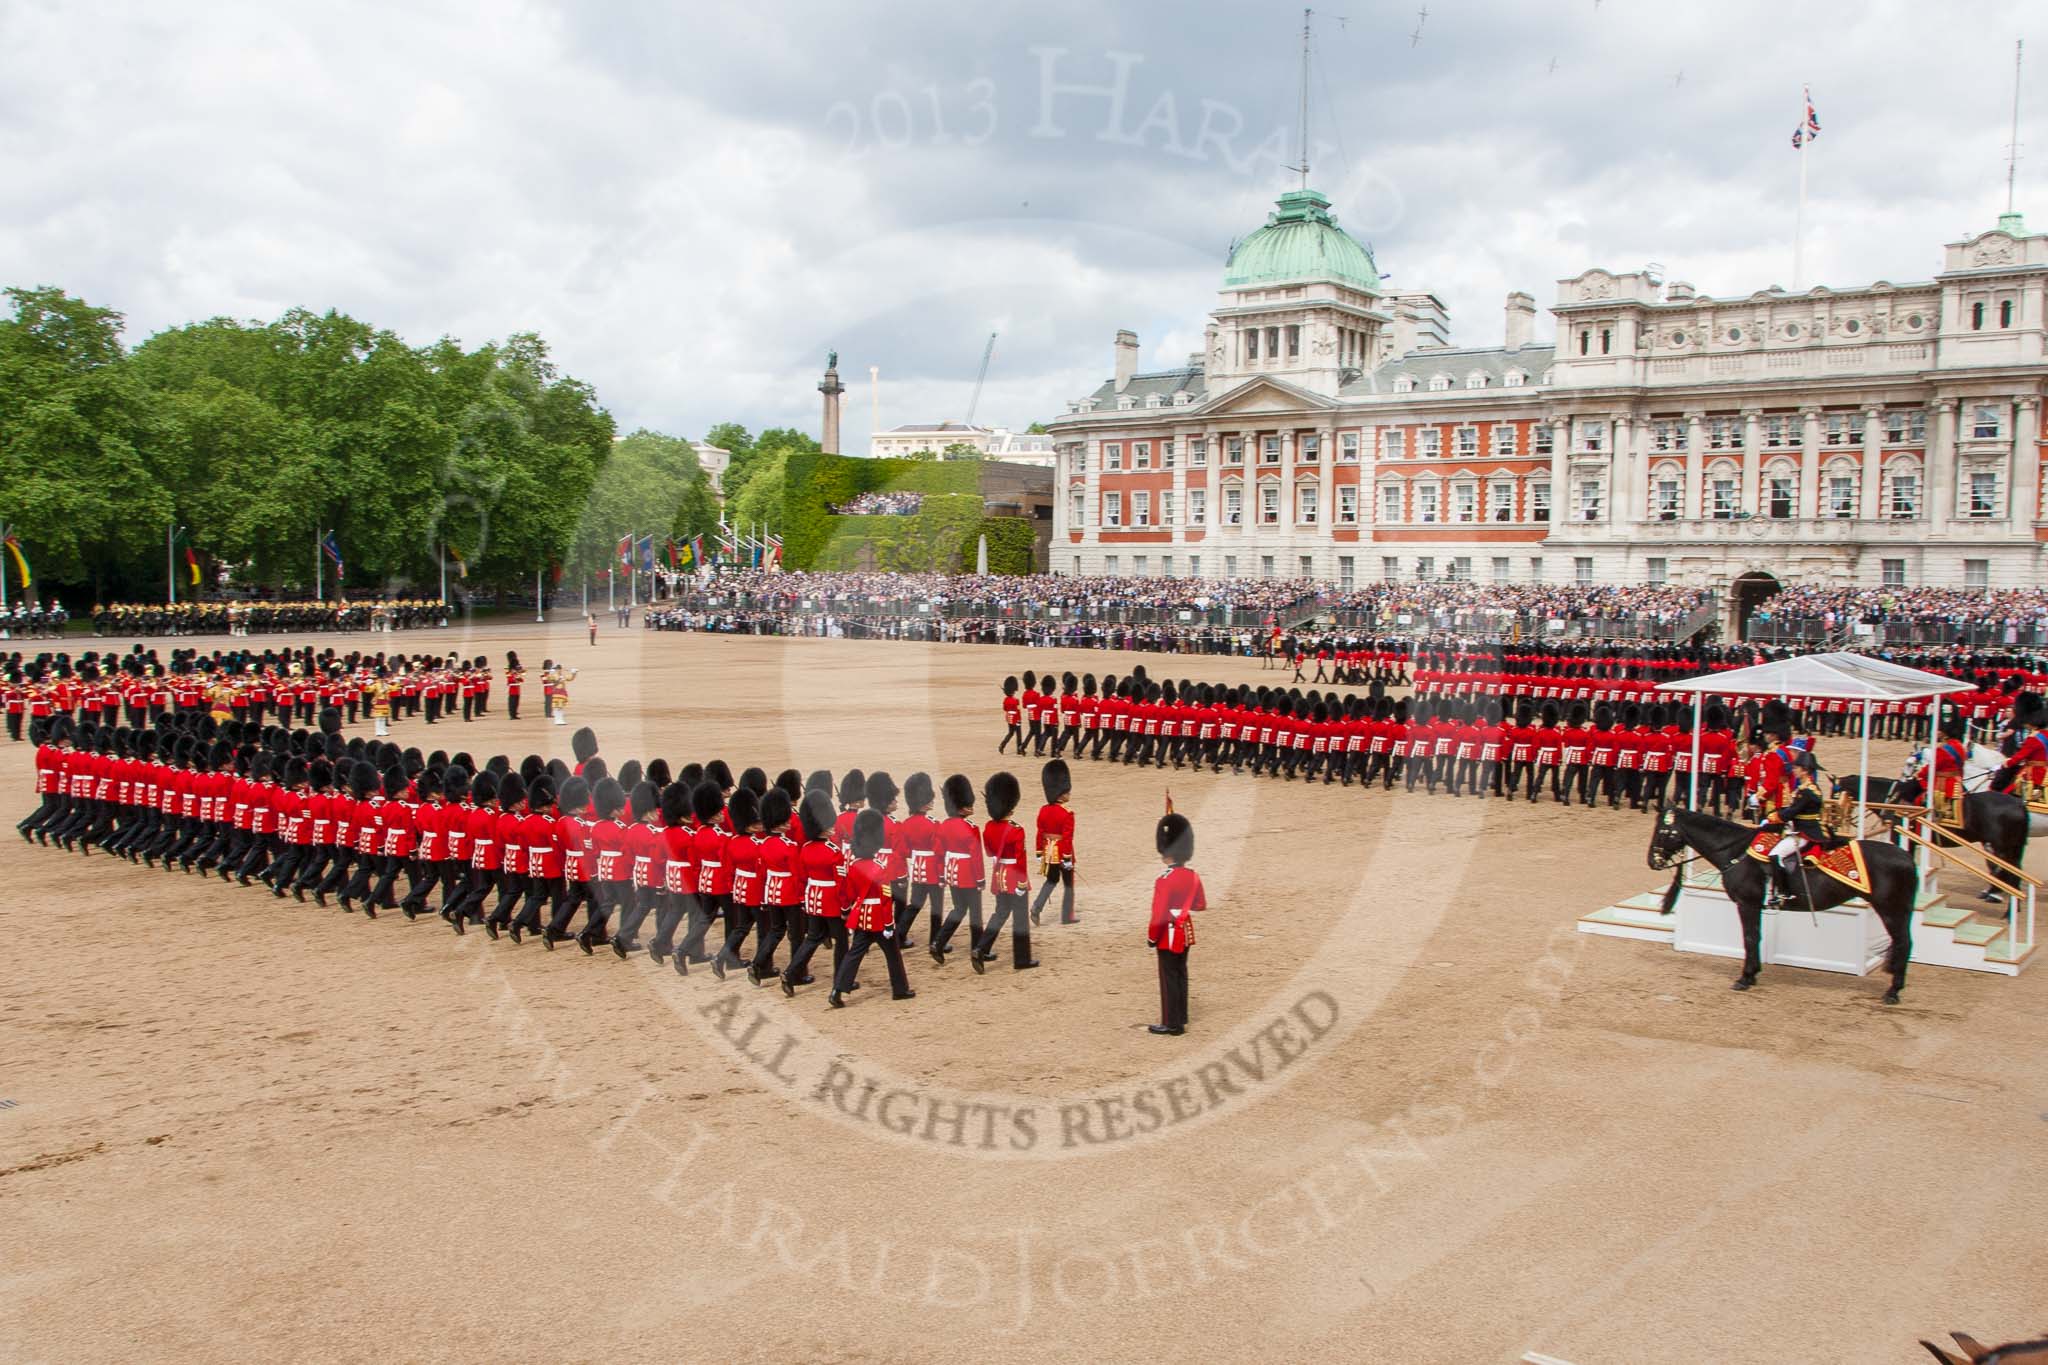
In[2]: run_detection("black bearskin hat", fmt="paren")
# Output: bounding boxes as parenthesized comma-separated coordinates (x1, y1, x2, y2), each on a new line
(591, 778, 625, 820)
(983, 771, 1020, 822)
(571, 726, 599, 763)
(805, 769, 833, 795)
(727, 786, 760, 832)
(760, 787, 793, 834)
(690, 780, 725, 825)
(705, 759, 734, 791)
(581, 756, 610, 785)
(414, 768, 442, 800)
(1040, 759, 1071, 802)
(617, 759, 644, 793)
(471, 770, 499, 804)
(659, 781, 691, 827)
(850, 808, 886, 860)
(629, 780, 659, 822)
(527, 775, 556, 811)
(1156, 812, 1194, 863)
(904, 771, 934, 812)
(1003, 675, 1018, 697)
(498, 772, 526, 810)
(864, 770, 898, 811)
(941, 773, 974, 818)
(443, 766, 471, 802)
(520, 753, 546, 785)
(646, 758, 673, 789)
(798, 789, 834, 841)
(347, 760, 377, 800)
(775, 768, 803, 802)
(559, 775, 591, 815)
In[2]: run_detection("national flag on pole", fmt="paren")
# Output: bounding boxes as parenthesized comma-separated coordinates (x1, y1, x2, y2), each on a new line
(447, 544, 467, 579)
(2, 532, 30, 589)
(767, 533, 783, 569)
(617, 534, 633, 568)
(1790, 85, 1820, 148)
(185, 547, 201, 586)
(322, 532, 345, 581)
(638, 534, 656, 573)
(689, 535, 705, 570)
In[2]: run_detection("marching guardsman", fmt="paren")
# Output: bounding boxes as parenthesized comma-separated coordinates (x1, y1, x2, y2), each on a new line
(1147, 804, 1205, 1036)
(610, 781, 667, 958)
(503, 652, 522, 721)
(782, 790, 849, 993)
(970, 771, 1037, 973)
(896, 772, 942, 947)
(710, 786, 762, 977)
(929, 773, 983, 962)
(1028, 759, 1076, 926)
(746, 788, 800, 985)
(828, 808, 914, 1007)
(1018, 670, 1044, 755)
(998, 676, 1023, 753)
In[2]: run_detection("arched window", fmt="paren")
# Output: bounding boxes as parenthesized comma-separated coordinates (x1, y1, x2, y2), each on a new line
(1649, 461, 1684, 520)
(1972, 300, 1986, 330)
(1579, 329, 1591, 356)
(1599, 327, 1613, 355)
(1706, 459, 1741, 519)
(1822, 458, 1859, 519)
(1882, 454, 1922, 519)
(1764, 457, 1798, 519)
(2000, 299, 2015, 327)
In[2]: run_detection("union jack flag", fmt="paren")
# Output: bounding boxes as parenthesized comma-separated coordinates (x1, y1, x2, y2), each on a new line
(1790, 86, 1820, 148)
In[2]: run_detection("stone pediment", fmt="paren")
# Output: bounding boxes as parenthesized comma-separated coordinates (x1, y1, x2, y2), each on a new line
(1189, 376, 1338, 417)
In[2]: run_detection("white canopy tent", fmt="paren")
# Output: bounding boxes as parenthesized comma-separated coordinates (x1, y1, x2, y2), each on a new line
(1655, 651, 1978, 833)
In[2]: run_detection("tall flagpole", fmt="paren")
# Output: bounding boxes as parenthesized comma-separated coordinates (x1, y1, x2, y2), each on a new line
(315, 527, 323, 603)
(2007, 39, 2025, 219)
(1793, 92, 1808, 291)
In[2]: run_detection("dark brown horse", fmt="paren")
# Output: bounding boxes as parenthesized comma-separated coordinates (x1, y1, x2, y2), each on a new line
(1922, 1331, 2048, 1363)
(1647, 805, 1919, 1004)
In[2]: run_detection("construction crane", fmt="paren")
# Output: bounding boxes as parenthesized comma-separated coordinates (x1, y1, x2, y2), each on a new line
(963, 331, 997, 428)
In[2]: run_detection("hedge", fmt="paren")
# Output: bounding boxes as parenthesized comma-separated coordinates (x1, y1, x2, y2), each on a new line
(780, 452, 1032, 574)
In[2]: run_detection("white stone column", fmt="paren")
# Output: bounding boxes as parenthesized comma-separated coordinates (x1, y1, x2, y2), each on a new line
(1547, 420, 1570, 535)
(1799, 406, 1822, 520)
(2011, 396, 2039, 532)
(1930, 400, 1957, 526)
(1317, 423, 1336, 574)
(1611, 413, 1635, 528)
(1684, 412, 1705, 520)
(1740, 408, 1762, 516)
(1859, 406, 1883, 521)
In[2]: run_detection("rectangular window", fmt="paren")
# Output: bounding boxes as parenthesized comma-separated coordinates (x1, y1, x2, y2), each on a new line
(1707, 418, 1734, 450)
(1655, 477, 1680, 519)
(1162, 490, 1177, 525)
(1070, 489, 1085, 527)
(1416, 483, 1440, 523)
(1224, 554, 1237, 578)
(1261, 436, 1281, 464)
(1189, 554, 1202, 578)
(1259, 554, 1275, 580)
(1189, 438, 1207, 467)
(1380, 484, 1402, 524)
(1339, 432, 1360, 462)
(1885, 411, 1906, 444)
(1711, 477, 1736, 519)
(1383, 429, 1406, 460)
(1574, 556, 1595, 585)
(1074, 445, 1088, 473)
(1259, 483, 1281, 524)
(1301, 433, 1320, 460)
(1299, 554, 1314, 577)
(1964, 558, 1989, 589)
(1132, 491, 1151, 526)
(1132, 554, 1147, 576)
(1576, 480, 1603, 522)
(1104, 555, 1119, 575)
(1646, 556, 1667, 585)
(1265, 327, 1279, 358)
(1529, 556, 1544, 581)
(1103, 492, 1122, 527)
(1297, 483, 1318, 524)
(1160, 555, 1173, 577)
(1337, 485, 1358, 524)
(1578, 419, 1606, 452)
(1455, 426, 1478, 458)
(1134, 442, 1153, 469)
(1768, 477, 1794, 519)
(1888, 473, 1919, 519)
(1162, 440, 1176, 469)
(1491, 556, 1510, 583)
(1881, 558, 1905, 587)
(1449, 556, 1472, 581)
(1453, 483, 1477, 522)
(1489, 479, 1515, 522)
(1287, 325, 1301, 358)
(1910, 410, 1926, 443)
(1227, 437, 1244, 465)
(1189, 489, 1207, 526)
(1972, 405, 2002, 440)
(1826, 475, 1855, 518)
(1532, 481, 1551, 523)
(1533, 423, 1555, 455)
(1382, 556, 1400, 581)
(1968, 471, 1999, 517)
(1245, 329, 1259, 361)
(1763, 416, 1790, 448)
(1415, 556, 1435, 580)
(1652, 421, 1676, 452)
(1420, 428, 1442, 458)
(1105, 443, 1123, 471)
(1493, 424, 1518, 457)
(1338, 555, 1355, 588)
(1224, 486, 1243, 525)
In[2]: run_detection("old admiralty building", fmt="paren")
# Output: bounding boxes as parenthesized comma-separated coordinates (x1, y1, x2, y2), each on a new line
(1045, 188, 2048, 605)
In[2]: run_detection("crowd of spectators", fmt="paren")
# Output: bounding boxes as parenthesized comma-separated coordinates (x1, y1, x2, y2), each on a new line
(1320, 582, 1712, 629)
(831, 491, 926, 516)
(680, 572, 1326, 622)
(1754, 586, 2048, 637)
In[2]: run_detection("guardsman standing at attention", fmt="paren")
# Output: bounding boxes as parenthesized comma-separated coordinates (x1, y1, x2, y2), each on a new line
(1148, 806, 1204, 1035)
(1028, 758, 1077, 926)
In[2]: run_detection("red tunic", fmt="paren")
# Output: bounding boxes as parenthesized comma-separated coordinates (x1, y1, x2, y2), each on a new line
(1034, 802, 1075, 862)
(1148, 865, 1207, 954)
(939, 815, 984, 888)
(983, 819, 1029, 895)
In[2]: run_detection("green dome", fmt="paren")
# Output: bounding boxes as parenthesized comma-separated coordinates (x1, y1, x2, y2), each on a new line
(1223, 188, 1380, 294)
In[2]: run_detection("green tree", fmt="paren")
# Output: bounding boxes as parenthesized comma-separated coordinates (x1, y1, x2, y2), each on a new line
(940, 442, 982, 461)
(1025, 421, 1048, 434)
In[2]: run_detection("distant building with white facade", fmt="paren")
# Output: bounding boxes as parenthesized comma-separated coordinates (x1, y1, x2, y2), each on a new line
(868, 422, 1056, 468)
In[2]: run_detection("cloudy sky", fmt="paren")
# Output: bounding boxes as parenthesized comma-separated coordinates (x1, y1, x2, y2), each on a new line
(0, 1, 2037, 450)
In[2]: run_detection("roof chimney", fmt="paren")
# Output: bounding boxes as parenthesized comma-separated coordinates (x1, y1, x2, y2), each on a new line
(1503, 291, 1537, 351)
(1114, 329, 1139, 392)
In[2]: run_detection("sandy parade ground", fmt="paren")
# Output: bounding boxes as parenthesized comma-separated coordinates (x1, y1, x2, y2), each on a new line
(1, 620, 2043, 1364)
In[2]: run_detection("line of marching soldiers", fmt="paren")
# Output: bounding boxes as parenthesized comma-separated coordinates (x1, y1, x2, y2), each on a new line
(1001, 666, 1773, 815)
(14, 715, 1079, 1010)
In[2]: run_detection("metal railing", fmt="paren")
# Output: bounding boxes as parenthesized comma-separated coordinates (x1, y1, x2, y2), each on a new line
(1747, 617, 2048, 650)
(1322, 606, 1714, 642)
(1859, 802, 2036, 959)
(667, 588, 1319, 630)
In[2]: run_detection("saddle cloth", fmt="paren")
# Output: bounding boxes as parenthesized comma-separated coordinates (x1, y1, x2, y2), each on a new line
(1745, 831, 1874, 897)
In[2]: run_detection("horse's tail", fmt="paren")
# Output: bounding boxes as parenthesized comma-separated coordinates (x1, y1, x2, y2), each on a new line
(1658, 864, 1685, 916)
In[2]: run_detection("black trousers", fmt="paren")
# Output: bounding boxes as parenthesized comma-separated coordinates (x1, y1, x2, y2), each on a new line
(782, 914, 848, 985)
(834, 927, 911, 997)
(713, 901, 757, 967)
(1156, 949, 1189, 1030)
(899, 882, 941, 942)
(750, 904, 799, 976)
(1030, 864, 1075, 923)
(650, 889, 696, 960)
(545, 878, 595, 937)
(611, 883, 657, 946)
(972, 891, 1033, 966)
(933, 887, 983, 952)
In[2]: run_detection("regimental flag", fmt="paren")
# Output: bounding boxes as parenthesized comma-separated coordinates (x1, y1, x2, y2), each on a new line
(185, 547, 201, 586)
(2, 532, 29, 589)
(673, 538, 695, 573)
(766, 533, 783, 570)
(1791, 85, 1821, 148)
(322, 532, 345, 581)
(664, 538, 678, 570)
(638, 534, 656, 574)
(617, 534, 633, 568)
(689, 535, 705, 571)
(446, 544, 467, 579)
